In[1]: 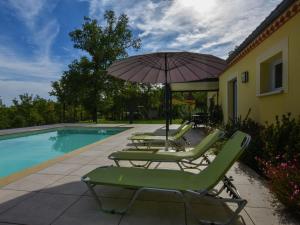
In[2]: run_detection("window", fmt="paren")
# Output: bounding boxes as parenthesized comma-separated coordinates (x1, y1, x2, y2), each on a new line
(256, 38, 288, 96)
(259, 52, 284, 94)
(273, 61, 283, 89)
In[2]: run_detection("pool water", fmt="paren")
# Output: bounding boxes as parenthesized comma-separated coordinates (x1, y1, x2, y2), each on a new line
(0, 127, 127, 178)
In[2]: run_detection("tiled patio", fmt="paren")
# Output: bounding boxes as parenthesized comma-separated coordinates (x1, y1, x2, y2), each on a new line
(0, 124, 298, 225)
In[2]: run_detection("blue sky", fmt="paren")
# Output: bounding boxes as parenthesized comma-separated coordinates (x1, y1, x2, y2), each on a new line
(0, 0, 282, 105)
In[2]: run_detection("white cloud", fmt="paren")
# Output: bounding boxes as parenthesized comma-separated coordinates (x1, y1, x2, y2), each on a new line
(7, 0, 47, 28)
(0, 80, 53, 106)
(7, 0, 61, 59)
(85, 0, 282, 58)
(0, 45, 63, 80)
(0, 0, 64, 101)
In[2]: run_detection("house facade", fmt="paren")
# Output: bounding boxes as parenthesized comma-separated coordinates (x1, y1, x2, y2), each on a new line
(218, 0, 300, 124)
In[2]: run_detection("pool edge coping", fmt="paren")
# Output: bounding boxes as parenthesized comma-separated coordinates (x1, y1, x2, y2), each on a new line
(0, 125, 134, 187)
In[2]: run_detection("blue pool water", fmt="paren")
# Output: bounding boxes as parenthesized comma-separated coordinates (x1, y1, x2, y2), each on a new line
(0, 127, 127, 178)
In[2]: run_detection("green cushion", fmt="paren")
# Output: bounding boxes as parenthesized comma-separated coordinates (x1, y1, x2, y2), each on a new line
(193, 131, 250, 190)
(84, 166, 197, 190)
(131, 121, 189, 137)
(109, 129, 223, 161)
(129, 124, 192, 141)
(84, 131, 250, 191)
(128, 135, 166, 141)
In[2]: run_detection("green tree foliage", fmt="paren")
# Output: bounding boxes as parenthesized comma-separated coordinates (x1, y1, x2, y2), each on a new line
(0, 98, 10, 129)
(49, 11, 209, 124)
(50, 57, 92, 122)
(0, 11, 210, 129)
(68, 11, 141, 122)
(0, 94, 60, 129)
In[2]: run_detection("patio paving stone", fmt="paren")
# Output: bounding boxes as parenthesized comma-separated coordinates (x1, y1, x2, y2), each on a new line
(119, 200, 185, 225)
(41, 175, 88, 196)
(79, 150, 108, 157)
(186, 202, 254, 225)
(87, 156, 111, 165)
(0, 192, 79, 225)
(38, 163, 83, 175)
(136, 189, 183, 203)
(83, 185, 135, 199)
(70, 164, 103, 176)
(235, 183, 275, 209)
(0, 189, 35, 214)
(245, 207, 293, 225)
(60, 155, 95, 165)
(51, 196, 123, 225)
(2, 174, 63, 192)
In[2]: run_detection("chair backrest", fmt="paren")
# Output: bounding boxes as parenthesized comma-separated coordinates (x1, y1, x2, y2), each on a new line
(172, 123, 193, 140)
(195, 131, 251, 190)
(186, 129, 224, 159)
(173, 121, 189, 135)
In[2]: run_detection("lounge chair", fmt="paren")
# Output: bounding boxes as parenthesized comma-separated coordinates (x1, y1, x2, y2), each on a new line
(82, 131, 251, 225)
(109, 129, 224, 170)
(131, 120, 189, 136)
(128, 123, 193, 150)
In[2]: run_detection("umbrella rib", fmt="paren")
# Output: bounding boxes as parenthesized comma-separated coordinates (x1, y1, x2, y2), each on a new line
(178, 53, 226, 70)
(126, 65, 154, 82)
(174, 56, 219, 78)
(167, 56, 172, 83)
(183, 52, 227, 66)
(173, 57, 209, 80)
(153, 62, 162, 83)
(110, 55, 162, 71)
(115, 64, 147, 80)
(138, 57, 162, 70)
(178, 54, 227, 71)
(109, 60, 145, 74)
(199, 53, 228, 65)
(145, 54, 164, 83)
(140, 66, 156, 83)
(171, 58, 187, 82)
(110, 55, 141, 67)
(110, 60, 162, 80)
(143, 54, 165, 69)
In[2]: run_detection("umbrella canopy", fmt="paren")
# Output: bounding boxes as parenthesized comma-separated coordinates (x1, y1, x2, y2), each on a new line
(107, 52, 227, 83)
(107, 52, 227, 143)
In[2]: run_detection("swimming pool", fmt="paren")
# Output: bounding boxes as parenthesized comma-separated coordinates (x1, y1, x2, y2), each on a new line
(0, 127, 128, 178)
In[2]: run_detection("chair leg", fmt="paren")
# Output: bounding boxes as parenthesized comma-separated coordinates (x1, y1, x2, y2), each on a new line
(83, 177, 246, 224)
(114, 160, 120, 167)
(83, 179, 144, 215)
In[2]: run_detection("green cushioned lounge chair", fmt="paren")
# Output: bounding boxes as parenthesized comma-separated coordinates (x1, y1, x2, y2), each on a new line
(131, 120, 189, 137)
(128, 123, 193, 149)
(82, 131, 251, 225)
(109, 129, 224, 170)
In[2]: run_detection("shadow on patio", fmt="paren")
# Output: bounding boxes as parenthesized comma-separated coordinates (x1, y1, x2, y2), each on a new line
(0, 180, 251, 225)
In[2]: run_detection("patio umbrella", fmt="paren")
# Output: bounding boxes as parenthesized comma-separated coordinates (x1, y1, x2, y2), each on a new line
(107, 52, 227, 142)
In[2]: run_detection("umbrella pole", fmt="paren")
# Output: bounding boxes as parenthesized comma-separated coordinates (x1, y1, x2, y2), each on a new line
(164, 53, 169, 150)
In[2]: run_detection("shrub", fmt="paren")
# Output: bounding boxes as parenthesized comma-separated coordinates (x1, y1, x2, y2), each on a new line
(222, 111, 300, 213)
(257, 156, 300, 212)
(262, 113, 300, 162)
(10, 115, 26, 128)
(208, 100, 223, 126)
(223, 109, 264, 171)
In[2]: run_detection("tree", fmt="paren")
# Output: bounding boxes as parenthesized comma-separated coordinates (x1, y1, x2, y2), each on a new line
(50, 57, 93, 122)
(50, 80, 66, 122)
(69, 11, 141, 122)
(0, 97, 10, 129)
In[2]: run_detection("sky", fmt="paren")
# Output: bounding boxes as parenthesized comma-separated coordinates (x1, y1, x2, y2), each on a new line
(0, 0, 282, 105)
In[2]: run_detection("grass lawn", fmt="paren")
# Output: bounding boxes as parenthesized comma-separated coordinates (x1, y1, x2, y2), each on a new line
(82, 118, 183, 124)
